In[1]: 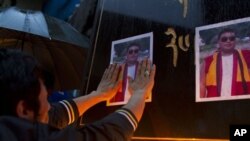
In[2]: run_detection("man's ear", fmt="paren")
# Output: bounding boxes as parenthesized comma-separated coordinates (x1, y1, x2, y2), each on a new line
(16, 100, 34, 121)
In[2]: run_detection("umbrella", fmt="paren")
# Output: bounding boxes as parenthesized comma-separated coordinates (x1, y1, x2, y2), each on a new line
(0, 6, 90, 91)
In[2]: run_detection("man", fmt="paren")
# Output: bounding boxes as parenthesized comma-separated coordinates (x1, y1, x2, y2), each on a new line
(0, 48, 155, 140)
(200, 28, 250, 98)
(109, 43, 142, 104)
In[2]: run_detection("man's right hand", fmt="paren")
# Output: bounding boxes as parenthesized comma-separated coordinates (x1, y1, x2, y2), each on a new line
(96, 64, 123, 101)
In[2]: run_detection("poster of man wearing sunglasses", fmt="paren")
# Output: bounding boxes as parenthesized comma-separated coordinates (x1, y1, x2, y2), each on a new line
(107, 32, 153, 106)
(195, 17, 250, 102)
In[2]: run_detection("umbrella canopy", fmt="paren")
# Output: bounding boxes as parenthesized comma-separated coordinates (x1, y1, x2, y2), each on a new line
(0, 7, 90, 91)
(0, 6, 89, 48)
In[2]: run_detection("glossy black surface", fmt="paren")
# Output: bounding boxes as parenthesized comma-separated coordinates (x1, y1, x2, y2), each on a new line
(84, 0, 250, 139)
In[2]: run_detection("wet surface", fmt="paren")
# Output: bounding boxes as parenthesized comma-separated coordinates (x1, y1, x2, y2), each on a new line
(84, 0, 250, 139)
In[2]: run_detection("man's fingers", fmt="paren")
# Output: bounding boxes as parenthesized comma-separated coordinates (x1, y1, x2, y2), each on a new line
(146, 59, 151, 74)
(140, 59, 147, 77)
(150, 64, 156, 82)
(118, 64, 124, 81)
(111, 64, 120, 82)
(136, 61, 142, 77)
(107, 63, 116, 79)
(101, 68, 109, 81)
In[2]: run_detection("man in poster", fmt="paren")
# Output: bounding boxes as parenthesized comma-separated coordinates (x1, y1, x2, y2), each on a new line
(200, 28, 250, 98)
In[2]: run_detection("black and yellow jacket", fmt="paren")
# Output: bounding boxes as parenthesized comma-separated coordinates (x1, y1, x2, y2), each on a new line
(0, 100, 138, 141)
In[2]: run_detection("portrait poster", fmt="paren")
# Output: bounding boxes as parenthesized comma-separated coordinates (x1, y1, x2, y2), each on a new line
(107, 32, 153, 106)
(195, 17, 250, 102)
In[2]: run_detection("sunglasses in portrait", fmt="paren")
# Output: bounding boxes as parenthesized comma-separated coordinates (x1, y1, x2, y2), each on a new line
(220, 36, 236, 42)
(128, 49, 139, 54)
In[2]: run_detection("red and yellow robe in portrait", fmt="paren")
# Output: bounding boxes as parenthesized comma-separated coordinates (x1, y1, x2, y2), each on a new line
(205, 50, 250, 97)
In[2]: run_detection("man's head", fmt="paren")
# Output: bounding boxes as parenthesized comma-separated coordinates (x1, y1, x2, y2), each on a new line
(126, 43, 140, 66)
(0, 48, 50, 123)
(218, 28, 237, 55)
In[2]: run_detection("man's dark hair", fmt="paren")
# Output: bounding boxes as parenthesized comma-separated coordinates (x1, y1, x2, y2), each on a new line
(218, 28, 236, 40)
(126, 42, 141, 53)
(0, 48, 43, 119)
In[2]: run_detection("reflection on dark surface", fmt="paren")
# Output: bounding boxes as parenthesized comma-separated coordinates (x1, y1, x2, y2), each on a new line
(103, 0, 203, 28)
(84, 0, 250, 139)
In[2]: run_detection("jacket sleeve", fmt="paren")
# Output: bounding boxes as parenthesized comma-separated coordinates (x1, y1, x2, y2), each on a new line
(48, 108, 138, 141)
(48, 99, 79, 129)
(78, 108, 138, 141)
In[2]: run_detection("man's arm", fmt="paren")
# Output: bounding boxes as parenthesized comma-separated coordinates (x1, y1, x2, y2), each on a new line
(49, 64, 123, 129)
(122, 59, 156, 122)
(49, 59, 156, 129)
(75, 59, 155, 141)
(50, 59, 156, 141)
(49, 99, 79, 129)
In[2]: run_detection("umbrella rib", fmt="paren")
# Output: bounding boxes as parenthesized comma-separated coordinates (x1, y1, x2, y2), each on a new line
(23, 10, 31, 33)
(0, 7, 89, 90)
(44, 43, 63, 90)
(45, 41, 81, 90)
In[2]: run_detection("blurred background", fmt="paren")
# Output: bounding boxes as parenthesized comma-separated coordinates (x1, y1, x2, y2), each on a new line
(0, 0, 99, 100)
(1, 0, 250, 140)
